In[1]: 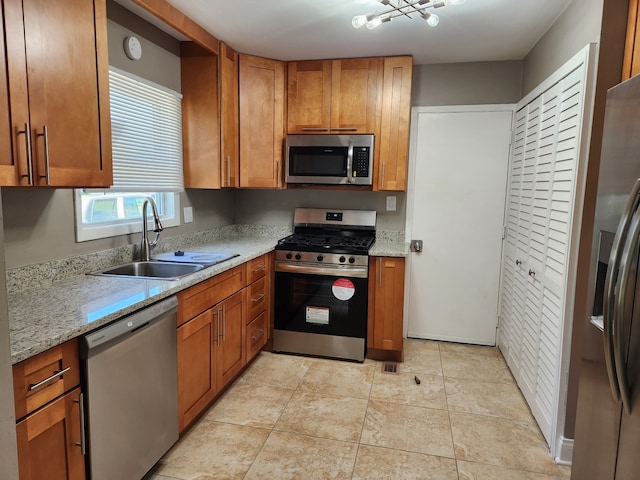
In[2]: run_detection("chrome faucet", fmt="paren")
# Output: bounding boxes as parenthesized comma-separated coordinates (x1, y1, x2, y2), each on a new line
(140, 197, 163, 262)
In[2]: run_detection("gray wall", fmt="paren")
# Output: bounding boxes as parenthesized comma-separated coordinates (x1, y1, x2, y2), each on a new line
(0, 191, 18, 478)
(522, 0, 604, 96)
(412, 61, 522, 106)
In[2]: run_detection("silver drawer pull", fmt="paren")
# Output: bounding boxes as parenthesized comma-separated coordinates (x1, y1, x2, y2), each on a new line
(28, 366, 71, 392)
(252, 329, 265, 342)
(252, 294, 265, 303)
(252, 265, 266, 273)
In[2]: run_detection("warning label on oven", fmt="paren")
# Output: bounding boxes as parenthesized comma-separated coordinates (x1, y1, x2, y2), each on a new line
(306, 307, 329, 325)
(332, 278, 355, 301)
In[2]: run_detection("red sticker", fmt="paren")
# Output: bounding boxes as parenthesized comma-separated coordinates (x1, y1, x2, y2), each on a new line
(332, 278, 355, 301)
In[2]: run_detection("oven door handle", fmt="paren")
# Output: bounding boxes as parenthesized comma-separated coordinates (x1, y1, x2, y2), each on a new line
(275, 262, 368, 279)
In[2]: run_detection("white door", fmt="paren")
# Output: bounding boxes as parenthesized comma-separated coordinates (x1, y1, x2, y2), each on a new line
(406, 106, 513, 345)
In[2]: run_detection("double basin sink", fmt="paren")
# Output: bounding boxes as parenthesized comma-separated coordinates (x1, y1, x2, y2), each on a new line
(90, 251, 240, 280)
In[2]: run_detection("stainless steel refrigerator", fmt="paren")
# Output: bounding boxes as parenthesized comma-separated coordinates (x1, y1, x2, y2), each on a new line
(572, 73, 640, 479)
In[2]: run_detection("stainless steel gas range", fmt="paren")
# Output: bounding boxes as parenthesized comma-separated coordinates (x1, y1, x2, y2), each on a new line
(273, 208, 376, 362)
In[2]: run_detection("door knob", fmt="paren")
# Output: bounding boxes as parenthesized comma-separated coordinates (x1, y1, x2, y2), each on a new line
(411, 240, 423, 253)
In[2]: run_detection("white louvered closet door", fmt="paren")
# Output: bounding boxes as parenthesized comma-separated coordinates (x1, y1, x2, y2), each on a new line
(498, 45, 592, 451)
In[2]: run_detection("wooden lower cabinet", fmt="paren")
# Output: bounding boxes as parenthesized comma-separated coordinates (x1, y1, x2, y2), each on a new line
(177, 308, 217, 432)
(16, 387, 85, 480)
(368, 257, 405, 358)
(216, 289, 247, 387)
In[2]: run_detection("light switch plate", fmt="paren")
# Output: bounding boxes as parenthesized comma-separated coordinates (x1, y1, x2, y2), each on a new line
(386, 196, 397, 212)
(183, 207, 193, 223)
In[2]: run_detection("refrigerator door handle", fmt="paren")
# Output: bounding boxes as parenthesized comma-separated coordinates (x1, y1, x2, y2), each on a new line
(615, 207, 640, 415)
(604, 178, 640, 403)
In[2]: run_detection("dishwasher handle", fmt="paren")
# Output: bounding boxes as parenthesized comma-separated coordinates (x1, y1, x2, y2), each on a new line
(82, 296, 178, 357)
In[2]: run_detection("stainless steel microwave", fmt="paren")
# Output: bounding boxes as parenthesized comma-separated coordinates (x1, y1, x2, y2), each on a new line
(285, 134, 374, 186)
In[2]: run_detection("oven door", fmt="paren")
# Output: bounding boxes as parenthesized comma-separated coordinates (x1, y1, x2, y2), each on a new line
(274, 268, 368, 337)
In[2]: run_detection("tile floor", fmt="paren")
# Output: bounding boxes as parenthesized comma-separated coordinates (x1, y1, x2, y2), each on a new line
(149, 339, 571, 480)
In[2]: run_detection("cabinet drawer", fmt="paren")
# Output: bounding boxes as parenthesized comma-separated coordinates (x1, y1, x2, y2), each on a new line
(247, 254, 267, 284)
(177, 264, 247, 326)
(13, 339, 80, 421)
(246, 312, 267, 361)
(247, 276, 267, 323)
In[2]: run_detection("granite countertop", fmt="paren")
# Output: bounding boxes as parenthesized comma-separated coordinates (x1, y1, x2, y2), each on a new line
(369, 240, 410, 257)
(9, 235, 280, 364)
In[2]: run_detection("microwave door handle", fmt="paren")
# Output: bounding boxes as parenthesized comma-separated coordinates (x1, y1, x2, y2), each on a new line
(347, 144, 354, 184)
(604, 177, 640, 403)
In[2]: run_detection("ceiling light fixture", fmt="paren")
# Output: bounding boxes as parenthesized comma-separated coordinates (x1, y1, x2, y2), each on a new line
(352, 0, 464, 30)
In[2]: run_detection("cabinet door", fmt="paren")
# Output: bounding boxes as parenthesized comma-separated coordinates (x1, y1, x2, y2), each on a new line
(623, 0, 640, 80)
(216, 289, 247, 386)
(369, 257, 405, 351)
(5, 0, 112, 187)
(16, 387, 85, 480)
(287, 60, 332, 133)
(181, 42, 221, 189)
(375, 56, 412, 191)
(330, 58, 380, 134)
(177, 309, 217, 432)
(220, 42, 239, 188)
(239, 54, 285, 188)
(0, 6, 17, 185)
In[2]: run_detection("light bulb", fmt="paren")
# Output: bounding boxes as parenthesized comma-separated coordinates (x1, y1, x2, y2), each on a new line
(366, 16, 383, 29)
(352, 14, 368, 28)
(422, 11, 439, 26)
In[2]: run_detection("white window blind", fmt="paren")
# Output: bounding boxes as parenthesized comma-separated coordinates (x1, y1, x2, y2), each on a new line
(109, 67, 184, 191)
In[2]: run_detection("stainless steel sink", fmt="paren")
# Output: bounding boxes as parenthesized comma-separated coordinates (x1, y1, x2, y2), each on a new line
(89, 261, 205, 280)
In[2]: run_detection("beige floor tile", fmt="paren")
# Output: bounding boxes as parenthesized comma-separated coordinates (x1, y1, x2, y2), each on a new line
(440, 351, 514, 383)
(203, 383, 294, 429)
(400, 340, 443, 376)
(298, 360, 375, 399)
(445, 377, 532, 421)
(438, 341, 503, 358)
(274, 390, 368, 442)
(352, 445, 458, 480)
(244, 431, 358, 480)
(450, 412, 563, 475)
(457, 460, 569, 479)
(360, 400, 454, 458)
(236, 351, 315, 389)
(156, 421, 269, 480)
(371, 370, 447, 410)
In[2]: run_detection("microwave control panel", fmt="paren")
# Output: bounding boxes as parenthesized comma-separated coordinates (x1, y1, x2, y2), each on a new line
(353, 147, 370, 178)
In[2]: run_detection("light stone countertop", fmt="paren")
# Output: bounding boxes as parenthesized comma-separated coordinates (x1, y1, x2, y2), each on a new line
(9, 236, 280, 364)
(9, 229, 408, 365)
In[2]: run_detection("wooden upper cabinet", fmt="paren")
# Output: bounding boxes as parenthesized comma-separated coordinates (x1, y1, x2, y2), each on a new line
(181, 42, 221, 189)
(0, 6, 13, 185)
(287, 58, 380, 134)
(3, 0, 112, 187)
(623, 0, 640, 80)
(375, 56, 412, 191)
(239, 54, 285, 188)
(220, 42, 239, 188)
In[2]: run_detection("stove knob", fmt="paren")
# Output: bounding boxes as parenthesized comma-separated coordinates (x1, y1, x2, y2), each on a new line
(295, 253, 302, 260)
(317, 255, 324, 262)
(286, 252, 292, 260)
(339, 256, 346, 263)
(349, 257, 356, 264)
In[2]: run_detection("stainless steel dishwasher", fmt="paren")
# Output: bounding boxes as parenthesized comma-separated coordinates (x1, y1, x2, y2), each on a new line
(81, 295, 179, 480)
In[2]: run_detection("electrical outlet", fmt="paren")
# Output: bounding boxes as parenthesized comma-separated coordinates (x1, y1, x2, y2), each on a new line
(386, 196, 397, 212)
(183, 206, 193, 223)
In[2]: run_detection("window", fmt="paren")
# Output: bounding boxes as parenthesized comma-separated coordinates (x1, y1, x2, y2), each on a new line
(75, 67, 183, 242)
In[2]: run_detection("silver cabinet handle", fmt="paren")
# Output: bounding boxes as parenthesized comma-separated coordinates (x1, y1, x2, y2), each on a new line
(615, 206, 640, 414)
(604, 178, 640, 403)
(214, 310, 220, 346)
(226, 155, 231, 187)
(252, 329, 265, 342)
(381, 163, 386, 189)
(301, 127, 329, 131)
(277, 160, 281, 188)
(252, 265, 265, 273)
(252, 293, 265, 303)
(330, 127, 358, 131)
(36, 125, 51, 185)
(222, 304, 226, 341)
(16, 123, 34, 185)
(74, 392, 86, 455)
(28, 366, 71, 392)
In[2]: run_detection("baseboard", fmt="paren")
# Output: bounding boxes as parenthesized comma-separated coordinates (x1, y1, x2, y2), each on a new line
(555, 436, 573, 465)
